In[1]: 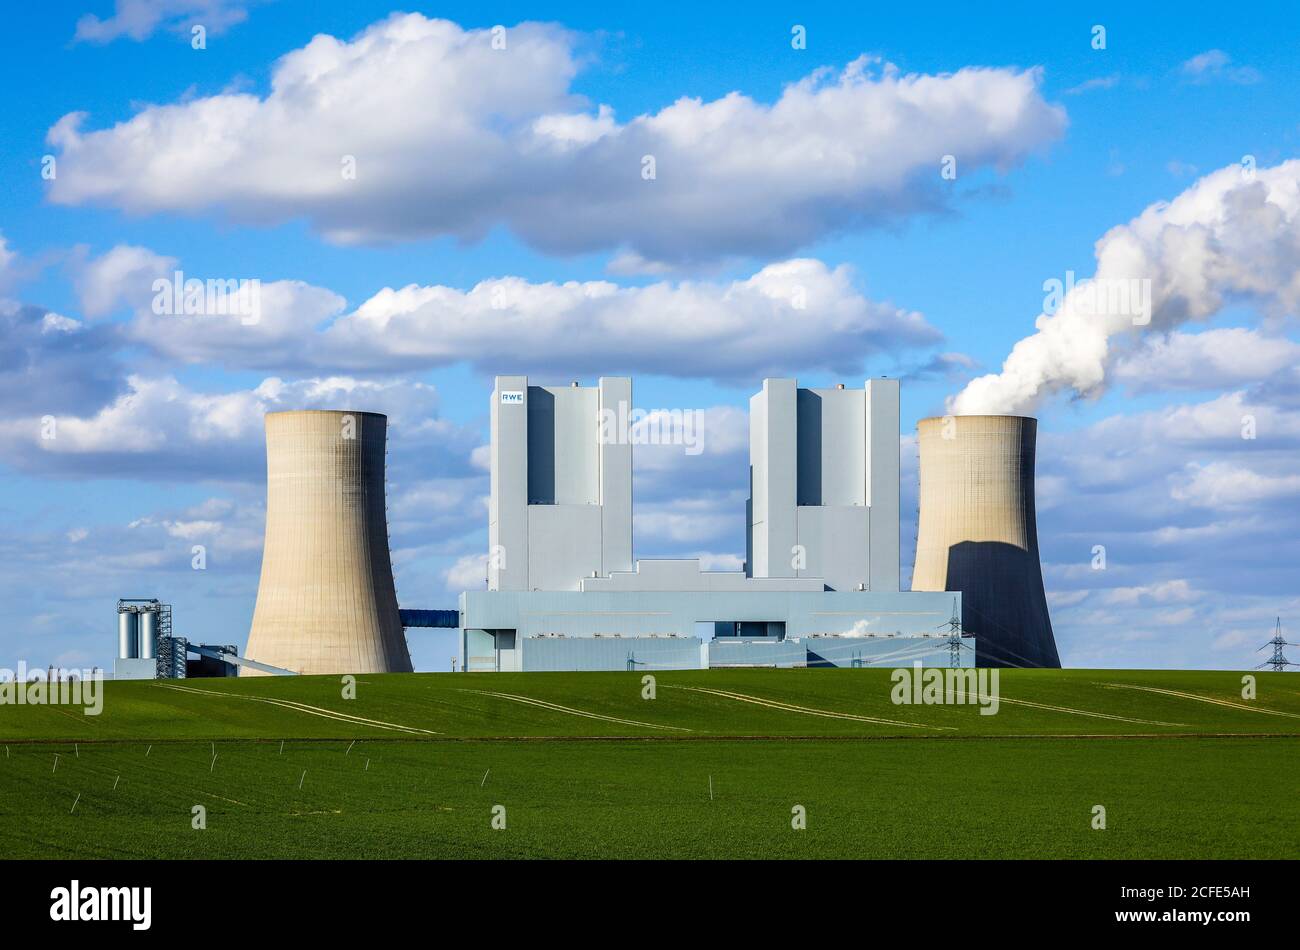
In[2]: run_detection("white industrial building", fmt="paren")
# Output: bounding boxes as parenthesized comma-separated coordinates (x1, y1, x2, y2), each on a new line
(461, 376, 968, 672)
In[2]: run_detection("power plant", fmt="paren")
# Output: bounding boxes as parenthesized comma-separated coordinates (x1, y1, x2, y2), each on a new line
(110, 380, 1064, 675)
(913, 414, 1060, 668)
(459, 376, 965, 671)
(245, 410, 413, 675)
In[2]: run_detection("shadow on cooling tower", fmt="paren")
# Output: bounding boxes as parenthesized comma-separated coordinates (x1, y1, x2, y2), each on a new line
(945, 540, 1060, 669)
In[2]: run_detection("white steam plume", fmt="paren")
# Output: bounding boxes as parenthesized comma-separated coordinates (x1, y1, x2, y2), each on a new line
(951, 159, 1300, 415)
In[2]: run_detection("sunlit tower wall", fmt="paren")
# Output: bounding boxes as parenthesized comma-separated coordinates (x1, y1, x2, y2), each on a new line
(913, 415, 1060, 668)
(747, 379, 900, 592)
(489, 376, 633, 592)
(245, 410, 412, 675)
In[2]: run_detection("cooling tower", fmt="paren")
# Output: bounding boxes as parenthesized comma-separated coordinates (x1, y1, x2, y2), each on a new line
(913, 415, 1060, 668)
(245, 410, 412, 675)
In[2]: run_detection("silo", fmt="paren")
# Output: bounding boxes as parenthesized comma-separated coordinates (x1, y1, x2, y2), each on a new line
(138, 606, 159, 660)
(913, 415, 1060, 668)
(245, 410, 412, 675)
(117, 608, 139, 659)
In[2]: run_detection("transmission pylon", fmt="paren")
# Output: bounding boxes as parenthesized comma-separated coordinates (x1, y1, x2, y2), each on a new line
(1256, 617, 1298, 672)
(942, 598, 965, 668)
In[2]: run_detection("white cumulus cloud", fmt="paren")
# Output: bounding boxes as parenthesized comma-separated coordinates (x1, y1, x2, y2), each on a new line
(0, 374, 468, 481)
(1171, 461, 1300, 508)
(322, 259, 940, 380)
(47, 14, 1066, 266)
(111, 252, 944, 381)
(1114, 328, 1300, 392)
(74, 244, 176, 319)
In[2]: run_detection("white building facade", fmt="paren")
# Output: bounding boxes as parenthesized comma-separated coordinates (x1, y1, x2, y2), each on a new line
(461, 376, 968, 672)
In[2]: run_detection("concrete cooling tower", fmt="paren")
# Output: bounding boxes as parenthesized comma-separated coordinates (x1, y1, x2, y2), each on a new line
(913, 415, 1060, 668)
(245, 410, 412, 675)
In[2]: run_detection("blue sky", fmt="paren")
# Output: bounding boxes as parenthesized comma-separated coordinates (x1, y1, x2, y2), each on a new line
(2, 1, 1298, 672)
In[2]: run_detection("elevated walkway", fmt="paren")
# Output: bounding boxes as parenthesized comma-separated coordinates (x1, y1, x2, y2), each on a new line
(189, 644, 298, 676)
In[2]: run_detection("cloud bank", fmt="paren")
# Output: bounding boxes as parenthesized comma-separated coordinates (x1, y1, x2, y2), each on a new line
(84, 252, 943, 381)
(48, 14, 1066, 266)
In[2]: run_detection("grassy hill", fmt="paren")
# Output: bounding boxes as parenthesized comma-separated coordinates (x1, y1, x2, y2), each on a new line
(1, 668, 1296, 858)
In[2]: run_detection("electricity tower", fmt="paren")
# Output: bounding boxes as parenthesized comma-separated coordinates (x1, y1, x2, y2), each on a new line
(1256, 618, 1298, 672)
(941, 598, 969, 668)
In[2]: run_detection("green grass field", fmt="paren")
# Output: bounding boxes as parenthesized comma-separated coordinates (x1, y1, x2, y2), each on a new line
(1, 668, 1296, 858)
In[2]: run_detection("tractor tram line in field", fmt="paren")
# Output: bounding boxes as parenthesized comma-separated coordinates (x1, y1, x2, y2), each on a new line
(156, 683, 442, 735)
(663, 683, 952, 729)
(1097, 682, 1300, 719)
(949, 692, 1188, 727)
(458, 689, 694, 731)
